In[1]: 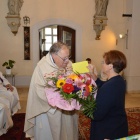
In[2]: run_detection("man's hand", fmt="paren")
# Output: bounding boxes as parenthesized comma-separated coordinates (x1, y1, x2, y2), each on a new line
(5, 84, 14, 92)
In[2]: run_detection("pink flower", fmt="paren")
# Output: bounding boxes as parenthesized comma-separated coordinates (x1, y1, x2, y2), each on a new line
(66, 78, 73, 84)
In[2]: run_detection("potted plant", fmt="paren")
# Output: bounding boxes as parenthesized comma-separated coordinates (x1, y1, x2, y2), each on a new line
(2, 60, 15, 74)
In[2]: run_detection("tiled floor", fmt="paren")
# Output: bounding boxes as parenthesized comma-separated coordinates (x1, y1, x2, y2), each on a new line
(17, 87, 140, 113)
(17, 87, 29, 113)
(125, 93, 140, 108)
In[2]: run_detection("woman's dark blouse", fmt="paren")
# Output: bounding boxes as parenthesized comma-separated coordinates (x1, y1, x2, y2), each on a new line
(90, 75, 128, 140)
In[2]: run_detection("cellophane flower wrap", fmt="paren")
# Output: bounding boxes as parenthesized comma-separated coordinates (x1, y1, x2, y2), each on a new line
(45, 70, 97, 119)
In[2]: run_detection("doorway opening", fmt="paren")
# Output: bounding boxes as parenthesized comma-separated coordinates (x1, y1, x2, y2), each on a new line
(39, 25, 75, 62)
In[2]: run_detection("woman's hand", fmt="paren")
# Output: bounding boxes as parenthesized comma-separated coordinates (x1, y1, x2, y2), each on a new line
(87, 64, 97, 81)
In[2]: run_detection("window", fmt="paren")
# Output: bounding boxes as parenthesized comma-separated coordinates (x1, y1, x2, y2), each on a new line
(44, 25, 57, 51)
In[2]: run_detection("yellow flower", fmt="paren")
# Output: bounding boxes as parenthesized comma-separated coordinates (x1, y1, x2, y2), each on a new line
(56, 79, 65, 88)
(67, 74, 79, 81)
(89, 85, 92, 92)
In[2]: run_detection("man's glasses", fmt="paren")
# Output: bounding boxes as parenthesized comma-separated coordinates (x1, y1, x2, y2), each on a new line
(55, 53, 71, 62)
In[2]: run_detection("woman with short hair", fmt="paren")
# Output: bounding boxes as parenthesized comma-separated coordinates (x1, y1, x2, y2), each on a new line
(89, 50, 128, 140)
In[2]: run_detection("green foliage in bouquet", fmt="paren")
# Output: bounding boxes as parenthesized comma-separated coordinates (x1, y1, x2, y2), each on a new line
(79, 95, 96, 119)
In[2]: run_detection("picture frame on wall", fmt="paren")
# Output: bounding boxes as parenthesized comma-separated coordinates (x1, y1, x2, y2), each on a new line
(24, 27, 30, 60)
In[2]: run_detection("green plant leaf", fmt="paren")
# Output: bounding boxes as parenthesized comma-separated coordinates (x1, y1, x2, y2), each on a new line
(2, 60, 15, 69)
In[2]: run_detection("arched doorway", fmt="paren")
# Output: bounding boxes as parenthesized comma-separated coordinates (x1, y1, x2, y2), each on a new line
(31, 18, 82, 68)
(39, 25, 76, 62)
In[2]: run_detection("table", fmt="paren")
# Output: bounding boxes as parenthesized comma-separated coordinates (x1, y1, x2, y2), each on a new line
(4, 73, 16, 86)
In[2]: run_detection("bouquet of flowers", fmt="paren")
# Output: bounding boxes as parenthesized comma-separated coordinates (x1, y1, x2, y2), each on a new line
(45, 71, 97, 119)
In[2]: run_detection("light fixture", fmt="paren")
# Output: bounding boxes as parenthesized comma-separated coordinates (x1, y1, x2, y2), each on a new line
(119, 30, 128, 49)
(23, 16, 30, 26)
(119, 33, 127, 39)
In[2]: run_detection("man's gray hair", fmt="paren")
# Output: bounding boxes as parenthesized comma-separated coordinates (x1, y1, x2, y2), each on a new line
(49, 42, 68, 54)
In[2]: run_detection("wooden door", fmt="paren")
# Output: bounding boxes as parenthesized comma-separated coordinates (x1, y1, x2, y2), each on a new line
(57, 26, 75, 62)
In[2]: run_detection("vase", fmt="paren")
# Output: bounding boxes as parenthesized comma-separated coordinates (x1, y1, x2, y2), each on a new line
(6, 68, 11, 75)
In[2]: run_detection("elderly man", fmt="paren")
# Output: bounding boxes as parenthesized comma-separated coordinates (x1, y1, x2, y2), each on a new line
(24, 42, 78, 140)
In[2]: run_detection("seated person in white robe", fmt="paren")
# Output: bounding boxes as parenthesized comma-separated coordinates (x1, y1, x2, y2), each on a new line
(0, 102, 13, 136)
(24, 42, 78, 140)
(0, 71, 21, 115)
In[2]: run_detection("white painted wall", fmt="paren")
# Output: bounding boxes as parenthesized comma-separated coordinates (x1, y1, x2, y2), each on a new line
(0, 0, 140, 92)
(124, 0, 140, 92)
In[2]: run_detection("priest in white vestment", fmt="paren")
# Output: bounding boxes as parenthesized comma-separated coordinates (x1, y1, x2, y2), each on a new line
(24, 42, 79, 140)
(0, 71, 21, 115)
